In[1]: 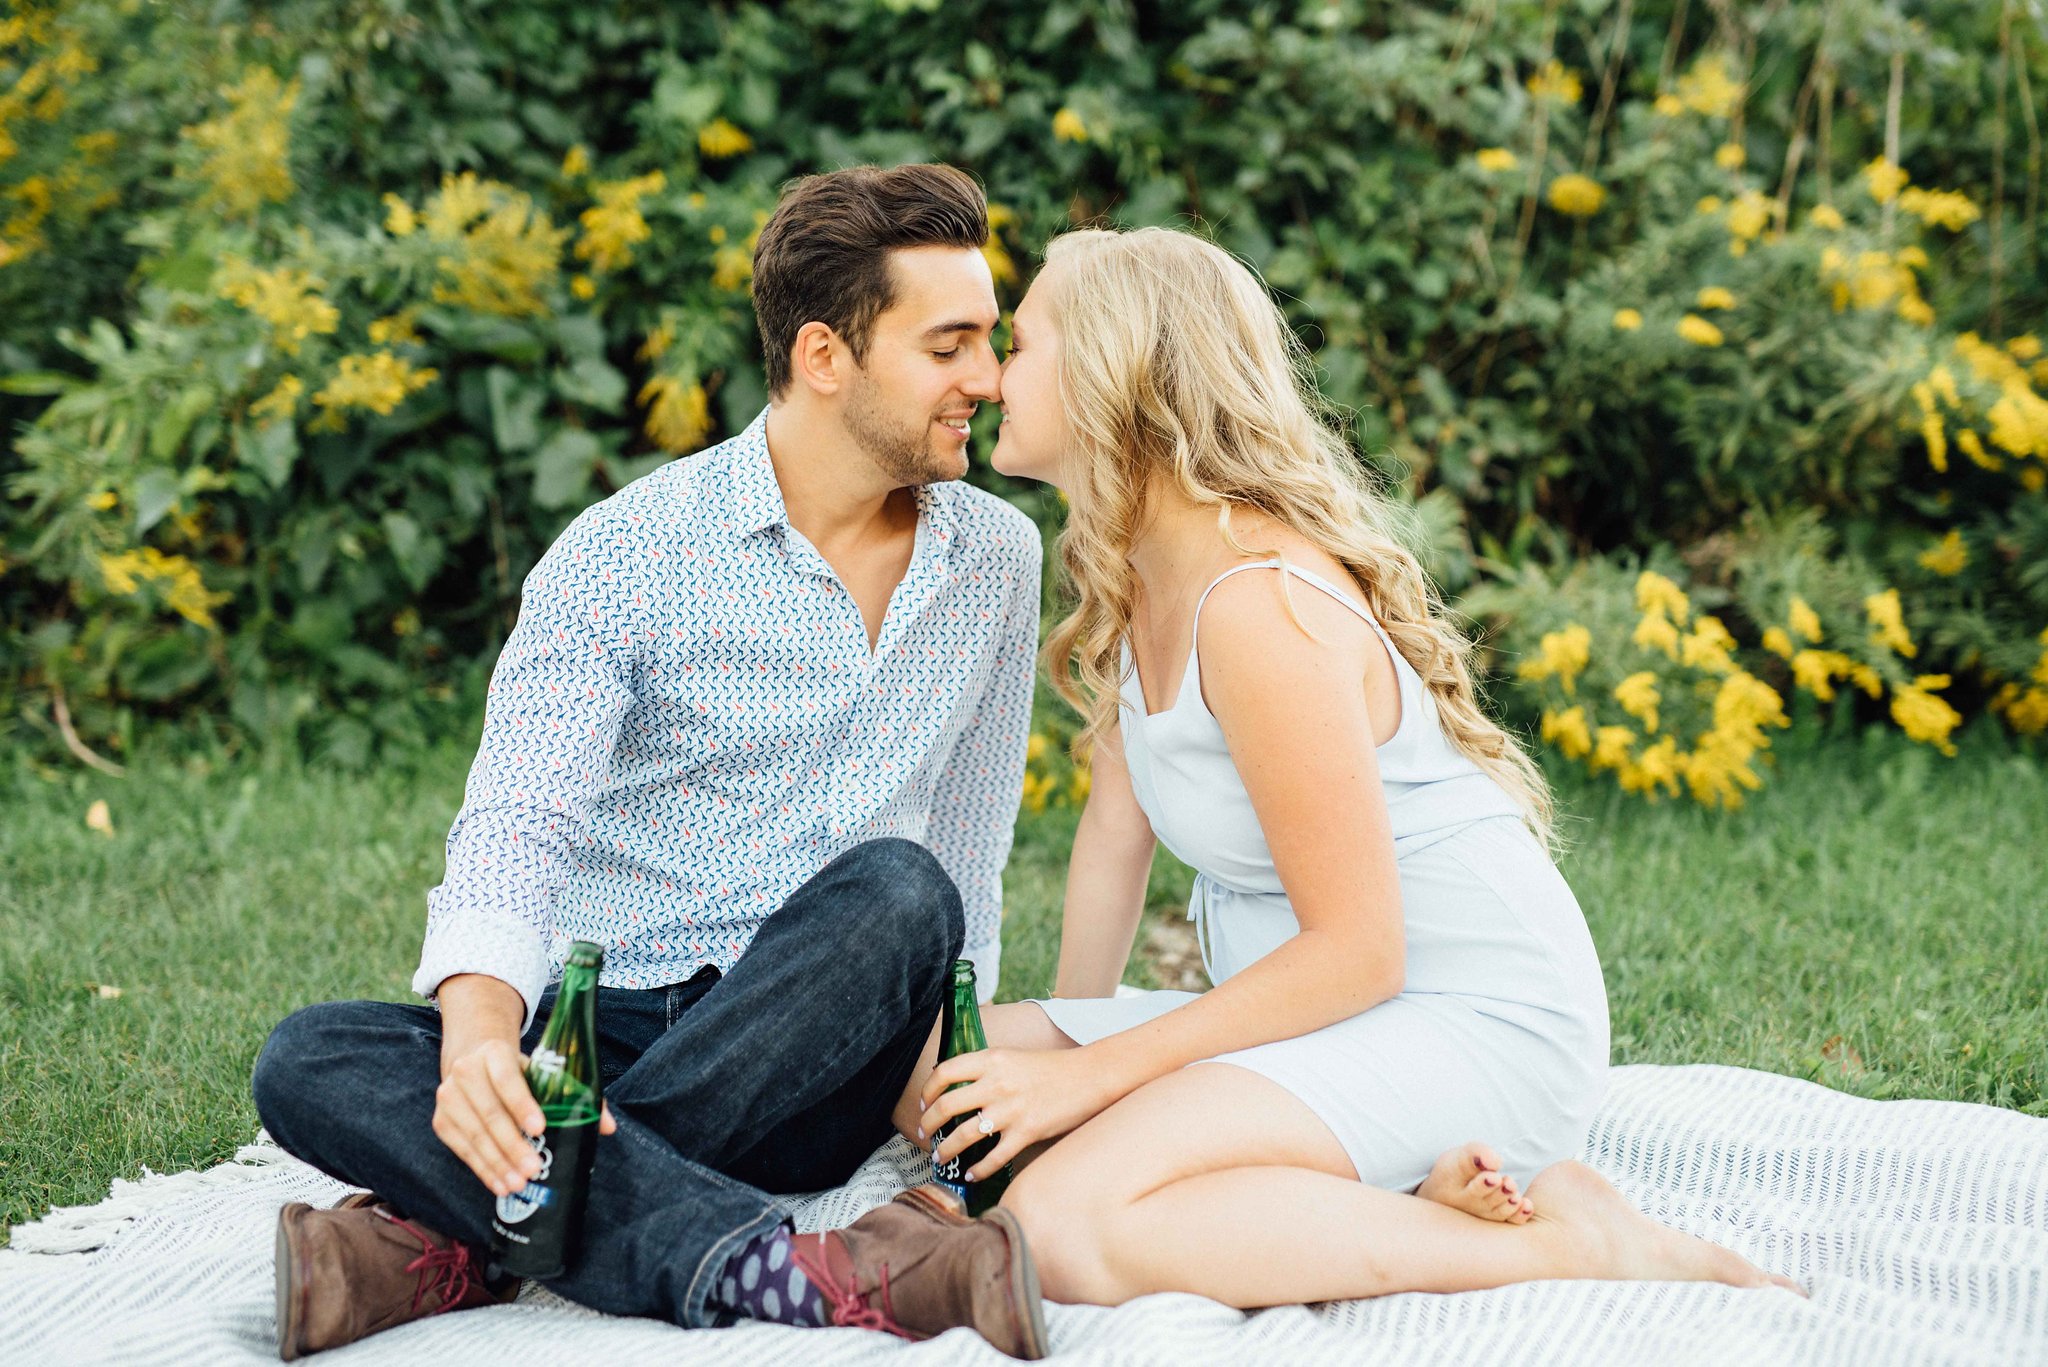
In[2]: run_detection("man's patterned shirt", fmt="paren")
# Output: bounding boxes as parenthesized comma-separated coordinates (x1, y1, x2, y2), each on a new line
(413, 410, 1042, 1027)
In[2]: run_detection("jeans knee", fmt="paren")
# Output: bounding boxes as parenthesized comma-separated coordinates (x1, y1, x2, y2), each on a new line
(839, 838, 965, 965)
(251, 1000, 377, 1139)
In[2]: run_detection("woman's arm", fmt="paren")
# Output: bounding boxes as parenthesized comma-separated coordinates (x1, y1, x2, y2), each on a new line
(1051, 719, 1158, 999)
(923, 571, 1407, 1175)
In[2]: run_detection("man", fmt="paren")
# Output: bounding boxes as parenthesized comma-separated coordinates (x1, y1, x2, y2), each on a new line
(252, 163, 1047, 1358)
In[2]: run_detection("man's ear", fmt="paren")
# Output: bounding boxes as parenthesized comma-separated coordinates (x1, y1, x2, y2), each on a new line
(790, 321, 848, 397)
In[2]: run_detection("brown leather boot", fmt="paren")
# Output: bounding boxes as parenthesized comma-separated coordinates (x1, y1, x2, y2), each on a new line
(789, 1185, 1048, 1359)
(273, 1196, 508, 1360)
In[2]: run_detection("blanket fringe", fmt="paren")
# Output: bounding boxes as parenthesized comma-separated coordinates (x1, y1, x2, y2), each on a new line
(6, 1135, 292, 1257)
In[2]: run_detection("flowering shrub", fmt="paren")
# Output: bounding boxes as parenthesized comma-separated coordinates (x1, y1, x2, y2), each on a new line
(0, 2, 2040, 796)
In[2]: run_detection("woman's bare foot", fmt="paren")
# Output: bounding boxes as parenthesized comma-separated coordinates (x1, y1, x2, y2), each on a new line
(1525, 1161, 1805, 1295)
(1414, 1141, 1534, 1224)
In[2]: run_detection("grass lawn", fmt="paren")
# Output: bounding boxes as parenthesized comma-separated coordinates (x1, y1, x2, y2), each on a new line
(3, 724, 2043, 1239)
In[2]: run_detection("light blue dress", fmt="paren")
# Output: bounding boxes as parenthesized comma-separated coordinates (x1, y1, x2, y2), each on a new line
(1033, 560, 1610, 1192)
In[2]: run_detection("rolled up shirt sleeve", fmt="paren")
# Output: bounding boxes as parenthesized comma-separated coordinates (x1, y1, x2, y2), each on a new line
(923, 532, 1042, 1002)
(413, 506, 648, 1032)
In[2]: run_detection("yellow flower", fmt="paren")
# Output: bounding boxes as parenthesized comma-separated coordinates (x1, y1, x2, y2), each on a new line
(1790, 649, 1853, 701)
(1890, 674, 1961, 756)
(1788, 595, 1823, 643)
(570, 274, 596, 300)
(1917, 530, 1967, 577)
(366, 310, 421, 346)
(1922, 408, 1948, 472)
(1675, 53, 1743, 119)
(1864, 588, 1917, 658)
(1993, 683, 2048, 736)
(576, 170, 665, 273)
(1540, 705, 1593, 759)
(1848, 662, 1883, 698)
(1761, 626, 1794, 659)
(1928, 364, 1960, 407)
(1863, 157, 1910, 204)
(421, 171, 493, 238)
(711, 244, 753, 292)
(86, 489, 118, 511)
(1516, 623, 1593, 694)
(1613, 671, 1662, 732)
(215, 258, 339, 355)
(1067, 767, 1092, 805)
(1525, 60, 1583, 104)
(382, 192, 417, 237)
(637, 321, 674, 361)
(640, 374, 712, 453)
(2009, 335, 2043, 361)
(1653, 93, 1683, 117)
(1695, 286, 1736, 310)
(1619, 735, 1682, 799)
(1545, 173, 1605, 217)
(1808, 203, 1845, 231)
(1612, 308, 1643, 331)
(1026, 733, 1050, 764)
(1898, 186, 1981, 231)
(1052, 107, 1089, 143)
(179, 67, 299, 217)
(697, 118, 753, 159)
(1713, 142, 1746, 170)
(1474, 147, 1518, 172)
(560, 144, 590, 178)
(1680, 614, 1739, 674)
(2024, 467, 2047, 493)
(1695, 195, 1724, 215)
(1725, 189, 1770, 248)
(1683, 725, 1766, 809)
(1898, 293, 1935, 326)
(96, 546, 230, 628)
(311, 352, 439, 421)
(423, 175, 568, 315)
(1956, 428, 1997, 471)
(249, 373, 303, 423)
(1634, 573, 1687, 622)
(1589, 725, 1635, 773)
(1633, 611, 1680, 658)
(1677, 314, 1724, 347)
(1712, 670, 1788, 746)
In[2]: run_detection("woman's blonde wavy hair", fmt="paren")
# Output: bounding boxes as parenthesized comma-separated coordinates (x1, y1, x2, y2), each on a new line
(1036, 226, 1554, 844)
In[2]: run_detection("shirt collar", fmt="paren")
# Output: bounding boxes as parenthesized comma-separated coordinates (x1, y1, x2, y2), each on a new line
(724, 407, 960, 556)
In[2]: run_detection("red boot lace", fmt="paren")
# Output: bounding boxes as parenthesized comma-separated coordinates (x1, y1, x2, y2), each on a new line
(381, 1213, 484, 1316)
(801, 1237, 904, 1336)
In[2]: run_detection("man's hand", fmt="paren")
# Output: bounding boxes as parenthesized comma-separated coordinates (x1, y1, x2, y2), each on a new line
(431, 973, 616, 1197)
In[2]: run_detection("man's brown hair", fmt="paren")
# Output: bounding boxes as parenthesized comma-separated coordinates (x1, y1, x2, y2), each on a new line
(752, 164, 989, 398)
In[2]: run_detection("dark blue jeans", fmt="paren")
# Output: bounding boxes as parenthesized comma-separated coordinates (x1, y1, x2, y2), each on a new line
(251, 837, 963, 1330)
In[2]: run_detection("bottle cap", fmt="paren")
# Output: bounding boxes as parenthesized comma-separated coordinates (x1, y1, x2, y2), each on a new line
(566, 941, 604, 970)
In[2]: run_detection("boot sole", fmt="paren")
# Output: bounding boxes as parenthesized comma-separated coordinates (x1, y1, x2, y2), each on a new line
(984, 1208, 1050, 1361)
(273, 1203, 309, 1362)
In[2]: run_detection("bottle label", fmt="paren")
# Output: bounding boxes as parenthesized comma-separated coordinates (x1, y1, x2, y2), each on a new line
(493, 1132, 557, 1226)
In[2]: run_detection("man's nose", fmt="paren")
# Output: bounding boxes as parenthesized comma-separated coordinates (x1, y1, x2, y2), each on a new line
(960, 341, 1002, 401)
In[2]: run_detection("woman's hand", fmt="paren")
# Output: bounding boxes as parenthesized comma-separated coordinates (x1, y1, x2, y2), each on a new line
(918, 1046, 1120, 1180)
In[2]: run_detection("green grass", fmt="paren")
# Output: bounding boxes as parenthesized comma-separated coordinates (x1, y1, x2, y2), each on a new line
(3, 726, 2043, 1239)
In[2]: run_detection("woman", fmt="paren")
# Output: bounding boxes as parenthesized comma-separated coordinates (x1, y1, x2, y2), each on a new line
(902, 226, 1800, 1307)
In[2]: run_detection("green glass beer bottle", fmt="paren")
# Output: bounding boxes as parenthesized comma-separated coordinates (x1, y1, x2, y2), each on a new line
(931, 959, 1014, 1216)
(488, 941, 603, 1279)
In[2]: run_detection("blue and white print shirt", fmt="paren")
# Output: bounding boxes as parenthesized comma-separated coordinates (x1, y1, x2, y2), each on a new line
(414, 410, 1043, 1028)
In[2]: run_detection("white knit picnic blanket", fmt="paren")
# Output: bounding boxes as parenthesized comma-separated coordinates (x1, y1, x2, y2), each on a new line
(4, 1064, 2044, 1364)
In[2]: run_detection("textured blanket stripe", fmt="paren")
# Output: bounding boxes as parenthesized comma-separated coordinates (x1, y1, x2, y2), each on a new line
(4, 1065, 2044, 1364)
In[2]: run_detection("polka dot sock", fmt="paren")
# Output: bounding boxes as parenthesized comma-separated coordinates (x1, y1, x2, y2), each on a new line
(713, 1223, 828, 1328)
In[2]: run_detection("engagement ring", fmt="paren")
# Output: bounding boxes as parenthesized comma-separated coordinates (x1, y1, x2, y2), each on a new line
(977, 1117, 995, 1136)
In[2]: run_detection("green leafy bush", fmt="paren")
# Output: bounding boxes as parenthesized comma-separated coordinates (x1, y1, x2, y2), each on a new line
(1, 1, 2041, 795)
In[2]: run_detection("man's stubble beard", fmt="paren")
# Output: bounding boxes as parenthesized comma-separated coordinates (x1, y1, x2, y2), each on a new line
(843, 368, 963, 487)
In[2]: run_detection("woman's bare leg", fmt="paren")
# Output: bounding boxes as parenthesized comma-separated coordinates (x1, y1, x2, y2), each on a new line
(1002, 1063, 1800, 1307)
